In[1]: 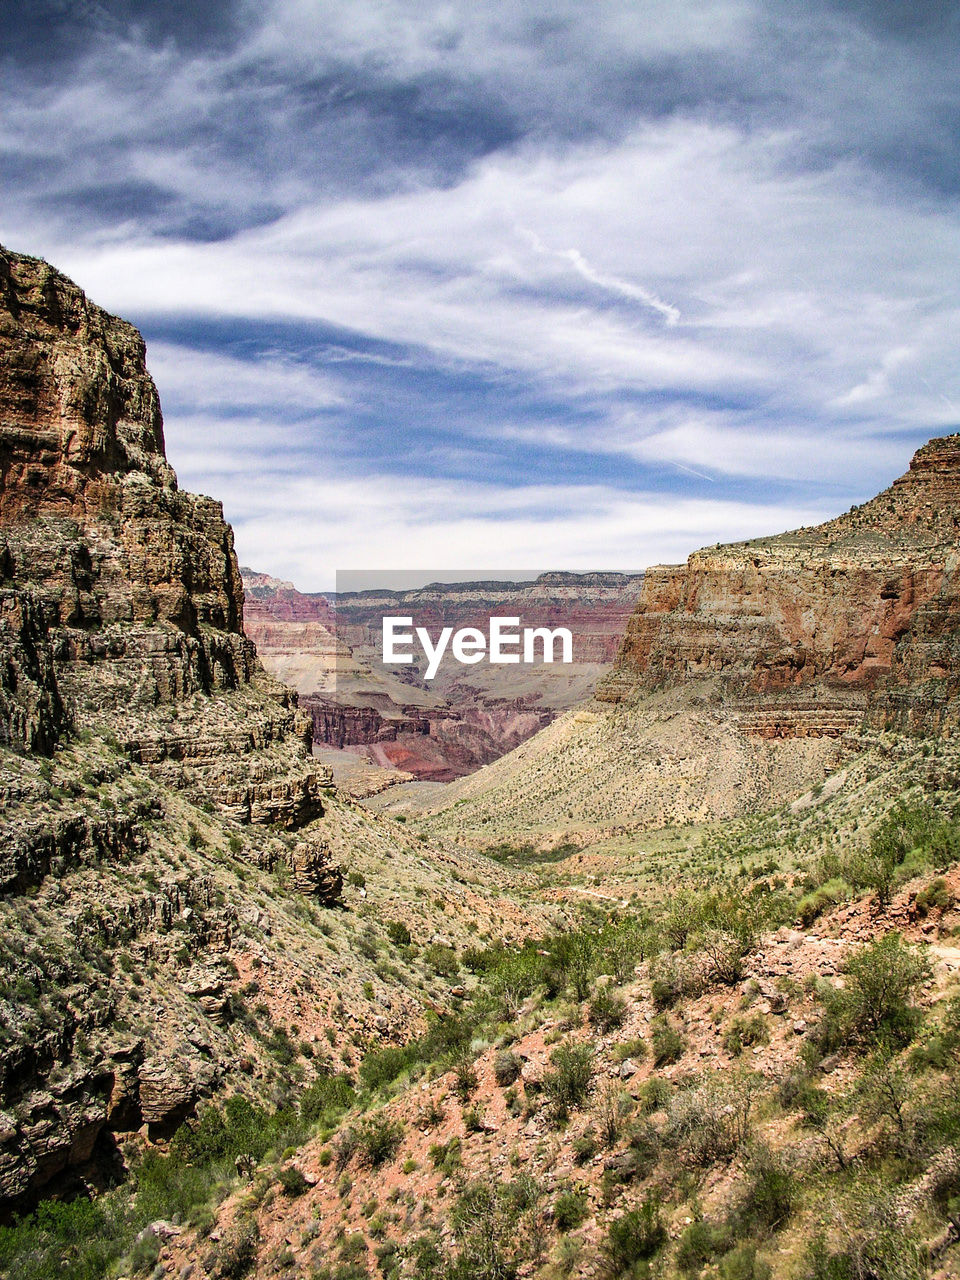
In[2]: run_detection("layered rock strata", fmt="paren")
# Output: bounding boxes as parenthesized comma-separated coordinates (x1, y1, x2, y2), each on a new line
(598, 435, 960, 736)
(0, 246, 341, 1205)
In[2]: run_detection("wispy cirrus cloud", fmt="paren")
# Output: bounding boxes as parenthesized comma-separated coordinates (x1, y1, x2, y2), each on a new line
(2, 0, 959, 587)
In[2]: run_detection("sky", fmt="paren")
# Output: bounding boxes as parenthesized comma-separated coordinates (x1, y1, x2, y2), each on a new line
(2, 0, 960, 589)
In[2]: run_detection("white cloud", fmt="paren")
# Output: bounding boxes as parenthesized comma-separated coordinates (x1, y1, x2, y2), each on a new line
(4, 0, 960, 585)
(208, 468, 835, 590)
(147, 342, 345, 413)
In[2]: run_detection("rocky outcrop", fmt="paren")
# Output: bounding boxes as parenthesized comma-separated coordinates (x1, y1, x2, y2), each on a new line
(0, 246, 342, 1206)
(598, 435, 960, 737)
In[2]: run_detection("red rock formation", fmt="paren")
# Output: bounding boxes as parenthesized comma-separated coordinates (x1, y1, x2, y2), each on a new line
(0, 246, 342, 1206)
(599, 435, 960, 736)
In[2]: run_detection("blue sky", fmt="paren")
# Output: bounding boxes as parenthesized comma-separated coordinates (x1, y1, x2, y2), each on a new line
(2, 0, 959, 588)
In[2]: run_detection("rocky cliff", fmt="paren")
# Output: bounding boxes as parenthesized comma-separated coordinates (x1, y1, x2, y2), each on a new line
(598, 435, 960, 737)
(0, 249, 550, 1213)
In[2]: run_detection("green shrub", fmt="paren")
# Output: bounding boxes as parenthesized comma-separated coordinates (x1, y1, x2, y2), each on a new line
(836, 933, 928, 1047)
(543, 1043, 594, 1120)
(386, 920, 412, 946)
(603, 1196, 666, 1274)
(722, 1013, 769, 1057)
(453, 1055, 478, 1101)
(640, 1077, 672, 1113)
(424, 944, 459, 977)
(665, 1072, 753, 1167)
(801, 1195, 925, 1280)
(719, 1244, 772, 1280)
(214, 1216, 260, 1279)
(360, 1044, 416, 1091)
(734, 1145, 795, 1232)
(676, 1219, 732, 1274)
(573, 1128, 599, 1164)
(355, 1114, 405, 1168)
(447, 1175, 543, 1280)
(554, 1188, 589, 1232)
(651, 1017, 685, 1066)
(588, 986, 628, 1032)
(300, 1073, 355, 1125)
(650, 954, 683, 1010)
(278, 1165, 308, 1197)
(493, 1050, 521, 1087)
(612, 1037, 647, 1064)
(915, 877, 954, 916)
(796, 879, 850, 926)
(698, 929, 749, 986)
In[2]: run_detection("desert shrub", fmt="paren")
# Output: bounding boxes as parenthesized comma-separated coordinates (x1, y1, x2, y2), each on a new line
(719, 1244, 772, 1280)
(664, 893, 703, 950)
(300, 1073, 356, 1125)
(797, 879, 850, 926)
(278, 1165, 308, 1197)
(597, 918, 659, 982)
(649, 954, 684, 1009)
(676, 1219, 732, 1274)
(358, 1012, 474, 1091)
(543, 1044, 594, 1120)
(722, 1013, 769, 1057)
(833, 933, 928, 1048)
(612, 1037, 648, 1064)
(386, 920, 412, 946)
(424, 944, 459, 977)
(588, 986, 628, 1032)
(447, 1175, 545, 1280)
(596, 1084, 632, 1147)
(665, 1072, 753, 1166)
(640, 1077, 672, 1113)
(854, 1052, 914, 1142)
(551, 930, 595, 1001)
(651, 1017, 685, 1066)
(360, 1045, 412, 1091)
(428, 1137, 462, 1174)
(733, 1145, 795, 1233)
(801, 1186, 925, 1280)
(573, 1128, 599, 1164)
(553, 1188, 590, 1232)
(453, 1055, 478, 1101)
(602, 1196, 666, 1275)
(623, 1118, 662, 1179)
(698, 929, 749, 986)
(844, 804, 957, 906)
(915, 877, 955, 916)
(214, 1216, 260, 1279)
(354, 1114, 404, 1168)
(494, 1050, 522, 1087)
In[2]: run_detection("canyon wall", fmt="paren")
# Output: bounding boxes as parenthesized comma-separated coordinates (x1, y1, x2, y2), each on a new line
(0, 247, 342, 1207)
(597, 435, 960, 737)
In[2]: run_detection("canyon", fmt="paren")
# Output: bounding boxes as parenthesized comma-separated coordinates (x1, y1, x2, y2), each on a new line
(243, 570, 644, 782)
(3, 244, 960, 1280)
(406, 435, 960, 848)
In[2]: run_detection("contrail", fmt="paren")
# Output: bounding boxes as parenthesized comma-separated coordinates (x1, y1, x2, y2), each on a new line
(519, 227, 681, 326)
